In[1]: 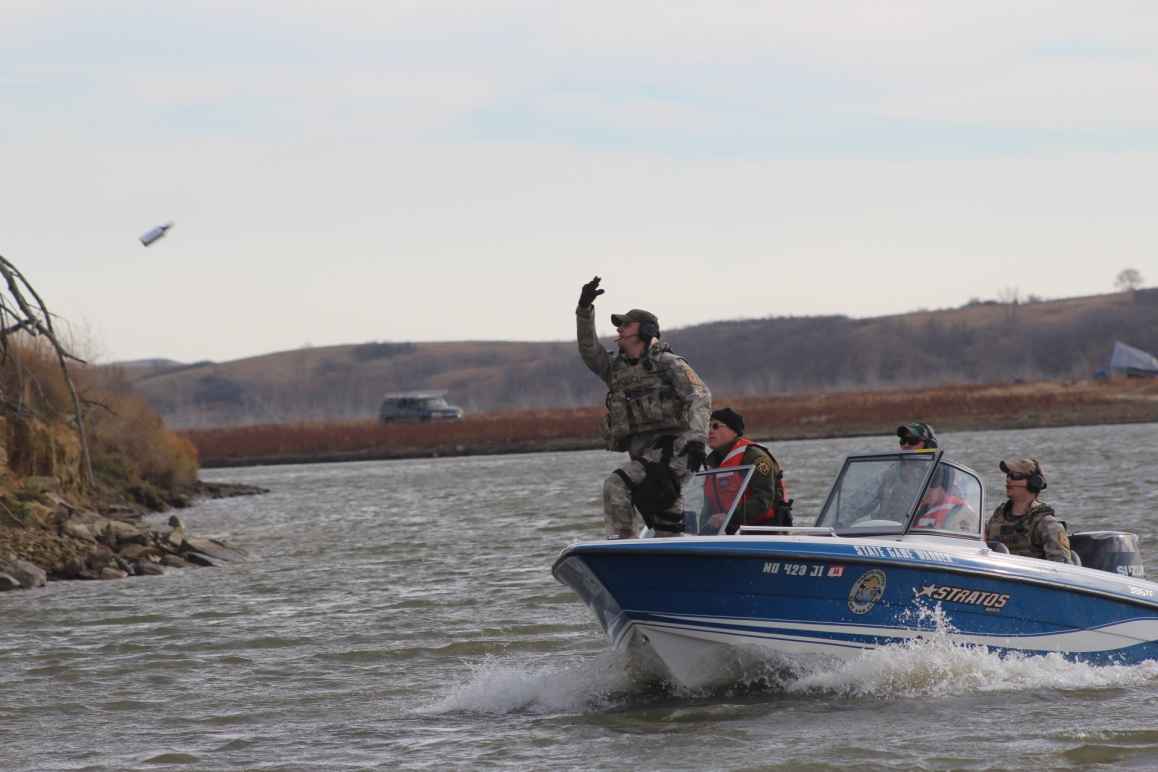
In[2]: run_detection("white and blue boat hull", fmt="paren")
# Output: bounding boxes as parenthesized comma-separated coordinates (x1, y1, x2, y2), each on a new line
(554, 535, 1158, 686)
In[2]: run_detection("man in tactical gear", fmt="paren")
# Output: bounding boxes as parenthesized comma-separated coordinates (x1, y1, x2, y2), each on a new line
(576, 276, 711, 539)
(703, 407, 793, 533)
(985, 457, 1074, 563)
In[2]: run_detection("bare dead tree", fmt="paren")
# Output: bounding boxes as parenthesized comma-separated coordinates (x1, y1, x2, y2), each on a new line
(997, 286, 1021, 324)
(0, 254, 94, 489)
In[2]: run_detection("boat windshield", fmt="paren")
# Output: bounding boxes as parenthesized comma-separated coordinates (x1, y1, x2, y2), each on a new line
(683, 466, 756, 535)
(816, 453, 935, 530)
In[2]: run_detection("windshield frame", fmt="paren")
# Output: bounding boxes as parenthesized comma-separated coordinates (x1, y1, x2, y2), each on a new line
(815, 449, 941, 536)
(687, 465, 757, 536)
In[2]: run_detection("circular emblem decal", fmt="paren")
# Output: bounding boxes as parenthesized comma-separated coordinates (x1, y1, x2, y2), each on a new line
(848, 569, 887, 615)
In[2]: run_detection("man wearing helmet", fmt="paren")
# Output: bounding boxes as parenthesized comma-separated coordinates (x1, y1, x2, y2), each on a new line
(897, 422, 938, 450)
(860, 421, 940, 520)
(985, 458, 1073, 563)
(576, 276, 711, 539)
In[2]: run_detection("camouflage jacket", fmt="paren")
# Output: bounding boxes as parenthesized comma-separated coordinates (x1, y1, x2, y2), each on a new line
(985, 499, 1072, 563)
(576, 306, 711, 451)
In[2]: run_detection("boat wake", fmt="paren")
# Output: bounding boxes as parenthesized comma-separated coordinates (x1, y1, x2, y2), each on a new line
(787, 618, 1158, 701)
(721, 604, 1158, 699)
(426, 610, 1158, 714)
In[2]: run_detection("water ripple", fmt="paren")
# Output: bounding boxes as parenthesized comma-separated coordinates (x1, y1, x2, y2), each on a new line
(4, 428, 1158, 771)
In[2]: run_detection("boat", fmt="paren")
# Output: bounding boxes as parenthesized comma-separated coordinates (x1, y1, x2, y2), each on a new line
(553, 449, 1158, 688)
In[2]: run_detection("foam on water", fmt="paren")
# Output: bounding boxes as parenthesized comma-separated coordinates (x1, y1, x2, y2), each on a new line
(428, 603, 1158, 714)
(788, 605, 1158, 699)
(422, 650, 641, 715)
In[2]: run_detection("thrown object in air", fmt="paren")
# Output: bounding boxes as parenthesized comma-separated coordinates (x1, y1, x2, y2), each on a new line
(139, 222, 173, 247)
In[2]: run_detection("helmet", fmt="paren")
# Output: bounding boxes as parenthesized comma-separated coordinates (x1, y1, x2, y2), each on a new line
(897, 422, 938, 449)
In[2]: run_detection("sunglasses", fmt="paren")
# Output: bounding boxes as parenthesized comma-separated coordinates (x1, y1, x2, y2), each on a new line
(710, 421, 726, 430)
(1006, 473, 1030, 481)
(899, 437, 921, 447)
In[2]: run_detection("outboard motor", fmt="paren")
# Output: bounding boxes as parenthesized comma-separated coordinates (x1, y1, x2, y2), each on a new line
(1070, 531, 1145, 578)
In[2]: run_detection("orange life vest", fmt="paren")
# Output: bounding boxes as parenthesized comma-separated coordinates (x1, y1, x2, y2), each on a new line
(704, 438, 784, 526)
(915, 494, 970, 529)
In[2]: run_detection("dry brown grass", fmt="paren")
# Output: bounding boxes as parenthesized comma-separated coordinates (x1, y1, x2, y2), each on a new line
(184, 377, 1158, 466)
(183, 407, 604, 464)
(0, 340, 196, 506)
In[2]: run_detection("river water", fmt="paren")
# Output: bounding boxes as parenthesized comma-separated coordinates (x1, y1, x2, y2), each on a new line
(4, 423, 1158, 771)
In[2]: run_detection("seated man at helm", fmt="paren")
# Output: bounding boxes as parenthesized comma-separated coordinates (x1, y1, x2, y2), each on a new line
(913, 465, 978, 532)
(897, 422, 937, 451)
(867, 421, 939, 520)
(984, 457, 1074, 563)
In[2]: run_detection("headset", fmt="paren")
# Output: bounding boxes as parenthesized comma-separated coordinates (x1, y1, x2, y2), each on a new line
(1026, 460, 1047, 494)
(1004, 458, 1047, 494)
(638, 318, 660, 341)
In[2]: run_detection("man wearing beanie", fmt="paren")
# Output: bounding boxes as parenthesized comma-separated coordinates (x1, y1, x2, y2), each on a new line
(702, 407, 793, 533)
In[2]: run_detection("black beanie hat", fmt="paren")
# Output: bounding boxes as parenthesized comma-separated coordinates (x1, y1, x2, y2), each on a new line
(710, 407, 745, 436)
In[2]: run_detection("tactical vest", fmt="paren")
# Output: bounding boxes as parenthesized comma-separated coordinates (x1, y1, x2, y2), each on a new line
(987, 501, 1062, 559)
(601, 346, 690, 451)
(704, 438, 792, 528)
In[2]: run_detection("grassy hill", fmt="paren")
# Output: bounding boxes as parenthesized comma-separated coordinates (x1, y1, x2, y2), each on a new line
(117, 288, 1158, 429)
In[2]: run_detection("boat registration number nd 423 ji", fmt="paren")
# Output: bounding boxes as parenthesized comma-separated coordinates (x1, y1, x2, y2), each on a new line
(763, 562, 845, 578)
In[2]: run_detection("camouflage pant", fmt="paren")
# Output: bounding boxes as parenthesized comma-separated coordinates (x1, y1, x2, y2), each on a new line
(603, 433, 695, 537)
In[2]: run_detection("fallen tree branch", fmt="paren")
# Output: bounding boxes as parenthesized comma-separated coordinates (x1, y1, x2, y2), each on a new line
(0, 254, 95, 489)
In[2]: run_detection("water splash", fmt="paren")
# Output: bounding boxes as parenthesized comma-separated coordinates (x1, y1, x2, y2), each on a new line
(426, 605, 1158, 713)
(421, 650, 648, 715)
(789, 601, 1158, 699)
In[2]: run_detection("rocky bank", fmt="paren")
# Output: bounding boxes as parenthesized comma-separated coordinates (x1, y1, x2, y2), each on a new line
(0, 481, 267, 592)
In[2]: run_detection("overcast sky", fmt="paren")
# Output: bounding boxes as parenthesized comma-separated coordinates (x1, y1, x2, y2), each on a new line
(4, 1, 1157, 363)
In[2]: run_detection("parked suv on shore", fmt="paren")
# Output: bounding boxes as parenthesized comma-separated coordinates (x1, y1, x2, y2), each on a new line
(379, 391, 464, 423)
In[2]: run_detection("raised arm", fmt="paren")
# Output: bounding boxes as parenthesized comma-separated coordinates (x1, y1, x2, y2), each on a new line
(576, 277, 611, 383)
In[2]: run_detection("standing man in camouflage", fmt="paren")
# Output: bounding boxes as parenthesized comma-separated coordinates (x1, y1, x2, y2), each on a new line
(576, 276, 711, 539)
(985, 458, 1074, 563)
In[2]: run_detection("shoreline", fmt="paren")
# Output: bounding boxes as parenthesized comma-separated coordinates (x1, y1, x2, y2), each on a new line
(190, 378, 1158, 468)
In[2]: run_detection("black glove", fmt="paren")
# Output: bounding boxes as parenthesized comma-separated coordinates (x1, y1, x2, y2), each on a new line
(682, 440, 707, 474)
(578, 275, 604, 308)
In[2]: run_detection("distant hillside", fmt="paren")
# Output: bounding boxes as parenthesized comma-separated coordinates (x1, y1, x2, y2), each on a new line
(112, 288, 1158, 428)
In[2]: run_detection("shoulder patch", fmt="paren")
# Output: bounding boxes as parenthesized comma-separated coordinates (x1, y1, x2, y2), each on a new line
(756, 459, 772, 477)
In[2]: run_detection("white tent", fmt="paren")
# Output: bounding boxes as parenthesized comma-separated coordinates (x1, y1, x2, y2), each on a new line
(1109, 341, 1158, 377)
